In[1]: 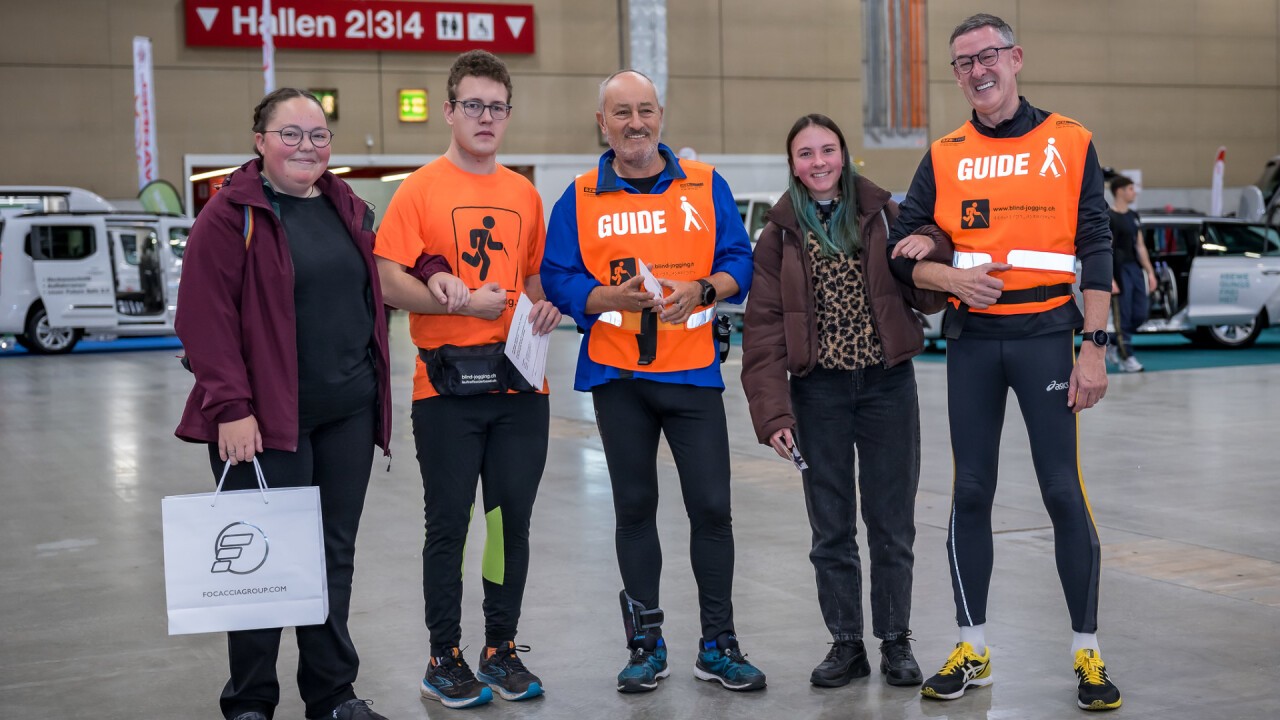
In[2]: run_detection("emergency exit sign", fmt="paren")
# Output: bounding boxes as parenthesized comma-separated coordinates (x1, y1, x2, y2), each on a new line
(399, 89, 428, 122)
(185, 0, 535, 53)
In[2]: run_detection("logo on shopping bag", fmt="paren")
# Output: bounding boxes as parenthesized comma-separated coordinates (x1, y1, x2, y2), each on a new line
(211, 522, 269, 575)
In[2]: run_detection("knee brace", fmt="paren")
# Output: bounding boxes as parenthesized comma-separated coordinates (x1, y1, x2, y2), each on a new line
(619, 590, 664, 647)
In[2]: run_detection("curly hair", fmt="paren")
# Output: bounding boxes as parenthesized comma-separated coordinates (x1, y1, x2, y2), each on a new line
(447, 49, 512, 102)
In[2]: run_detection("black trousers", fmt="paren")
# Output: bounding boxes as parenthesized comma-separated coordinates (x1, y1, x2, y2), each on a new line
(208, 403, 376, 720)
(791, 363, 920, 642)
(412, 392, 549, 655)
(945, 331, 1102, 633)
(591, 379, 736, 642)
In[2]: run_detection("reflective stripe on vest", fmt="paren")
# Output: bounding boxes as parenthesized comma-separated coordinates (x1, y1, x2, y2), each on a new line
(953, 249, 1076, 274)
(932, 112, 1091, 315)
(576, 161, 717, 371)
(596, 305, 716, 330)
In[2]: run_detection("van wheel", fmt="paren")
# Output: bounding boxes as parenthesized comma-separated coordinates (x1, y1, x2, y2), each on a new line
(22, 306, 80, 354)
(1193, 312, 1264, 349)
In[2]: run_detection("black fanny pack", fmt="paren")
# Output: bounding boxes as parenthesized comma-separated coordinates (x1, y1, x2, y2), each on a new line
(419, 343, 538, 396)
(943, 283, 1073, 340)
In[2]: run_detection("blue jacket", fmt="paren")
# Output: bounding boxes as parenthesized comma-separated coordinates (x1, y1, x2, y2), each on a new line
(541, 145, 753, 391)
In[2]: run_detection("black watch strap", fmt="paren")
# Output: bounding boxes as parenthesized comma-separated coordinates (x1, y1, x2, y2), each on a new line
(697, 278, 716, 305)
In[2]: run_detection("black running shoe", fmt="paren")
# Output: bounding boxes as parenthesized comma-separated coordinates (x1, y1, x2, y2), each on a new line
(1074, 648, 1122, 711)
(920, 642, 992, 701)
(476, 641, 544, 701)
(880, 632, 923, 686)
(328, 698, 387, 719)
(810, 639, 870, 687)
(420, 647, 493, 709)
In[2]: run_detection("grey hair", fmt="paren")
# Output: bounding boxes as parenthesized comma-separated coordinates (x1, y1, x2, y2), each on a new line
(949, 13, 1016, 47)
(597, 69, 659, 112)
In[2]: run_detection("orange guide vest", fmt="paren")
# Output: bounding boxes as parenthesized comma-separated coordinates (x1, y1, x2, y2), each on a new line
(932, 113, 1090, 315)
(575, 161, 717, 371)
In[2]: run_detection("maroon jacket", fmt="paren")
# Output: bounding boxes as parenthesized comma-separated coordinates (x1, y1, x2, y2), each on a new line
(740, 174, 953, 445)
(175, 159, 393, 453)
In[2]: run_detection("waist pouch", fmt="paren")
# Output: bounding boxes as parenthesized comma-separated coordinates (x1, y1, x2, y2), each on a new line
(943, 283, 1073, 340)
(418, 343, 538, 396)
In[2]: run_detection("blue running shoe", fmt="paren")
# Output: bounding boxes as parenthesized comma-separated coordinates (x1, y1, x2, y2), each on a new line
(617, 637, 670, 693)
(476, 641, 544, 701)
(694, 634, 766, 691)
(420, 647, 493, 709)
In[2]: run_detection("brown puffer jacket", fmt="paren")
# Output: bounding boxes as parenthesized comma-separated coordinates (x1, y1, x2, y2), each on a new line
(740, 174, 952, 446)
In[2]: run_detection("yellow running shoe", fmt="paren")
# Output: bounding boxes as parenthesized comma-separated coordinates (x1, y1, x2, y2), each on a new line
(1074, 648, 1122, 711)
(920, 642, 992, 700)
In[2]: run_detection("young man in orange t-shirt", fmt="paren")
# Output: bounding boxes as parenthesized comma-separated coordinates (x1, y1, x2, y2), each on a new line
(374, 50, 560, 710)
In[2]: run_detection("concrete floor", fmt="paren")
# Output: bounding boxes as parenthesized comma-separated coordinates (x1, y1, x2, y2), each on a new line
(2, 316, 1278, 719)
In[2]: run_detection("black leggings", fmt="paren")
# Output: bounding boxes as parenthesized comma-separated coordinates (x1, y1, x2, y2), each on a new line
(945, 331, 1101, 633)
(412, 392, 549, 655)
(592, 380, 735, 642)
(208, 403, 376, 720)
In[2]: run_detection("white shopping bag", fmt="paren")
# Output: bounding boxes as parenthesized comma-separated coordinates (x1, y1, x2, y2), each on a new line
(162, 459, 328, 635)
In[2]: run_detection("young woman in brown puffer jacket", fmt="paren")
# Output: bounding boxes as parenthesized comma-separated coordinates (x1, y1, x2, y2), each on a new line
(741, 113, 951, 690)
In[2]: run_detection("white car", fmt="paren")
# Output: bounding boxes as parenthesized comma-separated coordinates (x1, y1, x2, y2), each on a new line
(920, 212, 1280, 349)
(0, 210, 191, 353)
(721, 191, 782, 324)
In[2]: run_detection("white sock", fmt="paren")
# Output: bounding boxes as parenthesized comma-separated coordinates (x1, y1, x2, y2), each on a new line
(1072, 632, 1100, 656)
(958, 624, 986, 653)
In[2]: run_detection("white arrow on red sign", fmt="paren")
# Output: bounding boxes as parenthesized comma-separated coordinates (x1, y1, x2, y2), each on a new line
(196, 7, 219, 31)
(506, 16, 526, 39)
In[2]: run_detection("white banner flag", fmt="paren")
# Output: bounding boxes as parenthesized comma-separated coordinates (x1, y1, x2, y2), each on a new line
(132, 36, 159, 191)
(261, 0, 276, 94)
(1210, 146, 1226, 217)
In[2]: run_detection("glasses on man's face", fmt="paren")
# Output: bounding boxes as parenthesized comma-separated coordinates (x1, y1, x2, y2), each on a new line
(450, 99, 512, 120)
(951, 45, 1014, 74)
(263, 126, 333, 148)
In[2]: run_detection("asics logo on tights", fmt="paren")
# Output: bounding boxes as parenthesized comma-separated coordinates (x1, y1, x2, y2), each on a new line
(1046, 380, 1069, 391)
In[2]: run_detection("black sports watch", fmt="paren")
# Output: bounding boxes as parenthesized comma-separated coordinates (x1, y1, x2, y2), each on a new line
(1086, 329, 1110, 348)
(697, 278, 717, 306)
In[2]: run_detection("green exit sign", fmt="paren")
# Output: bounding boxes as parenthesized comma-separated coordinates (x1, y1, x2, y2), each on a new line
(399, 89, 428, 122)
(310, 88, 338, 120)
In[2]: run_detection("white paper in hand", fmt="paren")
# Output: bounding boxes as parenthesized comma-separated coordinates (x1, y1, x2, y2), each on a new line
(635, 258, 666, 302)
(504, 293, 550, 388)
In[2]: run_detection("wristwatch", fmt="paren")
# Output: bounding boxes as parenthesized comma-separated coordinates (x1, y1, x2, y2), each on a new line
(697, 278, 717, 306)
(1086, 329, 1110, 348)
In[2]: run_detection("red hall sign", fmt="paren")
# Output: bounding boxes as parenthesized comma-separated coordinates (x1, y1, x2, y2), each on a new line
(184, 0, 535, 54)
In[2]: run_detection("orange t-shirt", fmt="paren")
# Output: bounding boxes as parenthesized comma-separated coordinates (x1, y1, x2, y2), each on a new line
(374, 156, 546, 400)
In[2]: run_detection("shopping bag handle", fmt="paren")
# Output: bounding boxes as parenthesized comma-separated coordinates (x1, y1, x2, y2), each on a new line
(212, 457, 270, 507)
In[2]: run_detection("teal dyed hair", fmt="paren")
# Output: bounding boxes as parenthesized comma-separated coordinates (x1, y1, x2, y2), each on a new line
(786, 114, 860, 257)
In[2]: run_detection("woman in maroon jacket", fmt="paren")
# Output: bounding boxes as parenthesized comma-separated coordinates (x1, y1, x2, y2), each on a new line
(741, 114, 950, 691)
(175, 88, 396, 720)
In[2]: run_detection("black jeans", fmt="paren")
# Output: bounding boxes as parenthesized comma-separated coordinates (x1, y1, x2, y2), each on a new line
(208, 403, 376, 720)
(791, 363, 920, 642)
(591, 379, 736, 642)
(412, 392, 549, 655)
(945, 332, 1102, 633)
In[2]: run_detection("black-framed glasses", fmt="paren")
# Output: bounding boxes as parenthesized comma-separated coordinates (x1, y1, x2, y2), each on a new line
(450, 99, 512, 120)
(951, 45, 1014, 74)
(263, 126, 333, 148)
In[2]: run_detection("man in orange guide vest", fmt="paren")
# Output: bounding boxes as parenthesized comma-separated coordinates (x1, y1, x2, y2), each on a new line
(886, 13, 1122, 712)
(374, 50, 559, 710)
(540, 69, 764, 694)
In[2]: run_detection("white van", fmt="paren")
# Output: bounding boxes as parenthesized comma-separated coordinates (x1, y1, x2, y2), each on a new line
(0, 210, 191, 353)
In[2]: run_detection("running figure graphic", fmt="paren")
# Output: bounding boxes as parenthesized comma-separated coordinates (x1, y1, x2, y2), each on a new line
(1040, 137, 1064, 178)
(680, 195, 706, 231)
(462, 215, 506, 281)
(963, 202, 987, 228)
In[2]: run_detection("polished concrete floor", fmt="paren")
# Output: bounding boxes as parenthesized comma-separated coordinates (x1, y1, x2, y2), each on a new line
(2, 316, 1278, 719)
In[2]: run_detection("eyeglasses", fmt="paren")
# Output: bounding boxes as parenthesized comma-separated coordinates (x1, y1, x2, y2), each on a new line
(951, 45, 1014, 74)
(450, 99, 513, 120)
(263, 126, 333, 148)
